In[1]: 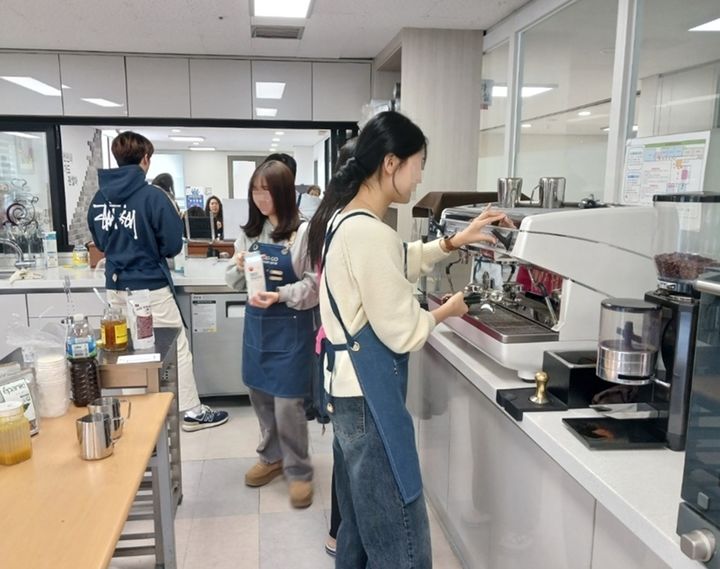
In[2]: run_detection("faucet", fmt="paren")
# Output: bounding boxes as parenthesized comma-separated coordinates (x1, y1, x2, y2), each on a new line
(0, 237, 36, 270)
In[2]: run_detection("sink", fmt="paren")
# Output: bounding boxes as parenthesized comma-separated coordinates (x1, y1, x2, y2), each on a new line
(0, 269, 17, 279)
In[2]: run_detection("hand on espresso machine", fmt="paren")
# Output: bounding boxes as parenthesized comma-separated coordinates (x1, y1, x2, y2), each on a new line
(432, 291, 469, 324)
(449, 207, 514, 249)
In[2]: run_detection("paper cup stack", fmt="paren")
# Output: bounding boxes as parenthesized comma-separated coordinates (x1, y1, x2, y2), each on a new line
(34, 354, 70, 418)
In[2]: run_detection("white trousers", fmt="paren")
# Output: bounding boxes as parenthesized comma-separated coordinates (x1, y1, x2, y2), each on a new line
(107, 286, 201, 412)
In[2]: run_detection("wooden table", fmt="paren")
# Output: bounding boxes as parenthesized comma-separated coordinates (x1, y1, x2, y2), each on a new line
(0, 392, 176, 569)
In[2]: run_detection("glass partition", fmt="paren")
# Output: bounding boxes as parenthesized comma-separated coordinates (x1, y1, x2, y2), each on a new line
(478, 42, 509, 191)
(516, 0, 619, 202)
(635, 0, 720, 137)
(0, 130, 53, 258)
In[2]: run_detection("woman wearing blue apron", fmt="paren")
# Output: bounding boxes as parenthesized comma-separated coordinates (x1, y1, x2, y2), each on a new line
(307, 111, 509, 568)
(226, 160, 318, 509)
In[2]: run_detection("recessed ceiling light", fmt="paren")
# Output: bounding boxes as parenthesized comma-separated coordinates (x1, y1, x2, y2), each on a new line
(256, 107, 278, 117)
(81, 98, 123, 108)
(275, 131, 285, 135)
(578, 111, 592, 117)
(101, 129, 120, 138)
(2, 131, 40, 139)
(253, 0, 312, 19)
(689, 17, 720, 32)
(170, 135, 205, 142)
(171, 129, 182, 133)
(255, 82, 286, 99)
(189, 146, 216, 152)
(492, 85, 553, 98)
(272, 138, 280, 142)
(632, 125, 639, 132)
(521, 123, 532, 128)
(269, 148, 277, 152)
(602, 127, 610, 132)
(0, 76, 61, 96)
(61, 84, 71, 89)
(192, 142, 200, 145)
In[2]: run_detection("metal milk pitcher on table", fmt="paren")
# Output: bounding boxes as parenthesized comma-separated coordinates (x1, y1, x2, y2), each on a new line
(497, 177, 523, 208)
(537, 177, 566, 208)
(76, 412, 114, 460)
(88, 396, 131, 441)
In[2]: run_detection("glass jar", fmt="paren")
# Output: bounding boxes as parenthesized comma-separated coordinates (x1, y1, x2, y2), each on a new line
(653, 193, 720, 292)
(0, 401, 33, 466)
(101, 305, 128, 352)
(72, 242, 89, 268)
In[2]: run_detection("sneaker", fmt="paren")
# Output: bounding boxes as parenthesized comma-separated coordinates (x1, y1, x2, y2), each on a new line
(289, 480, 313, 508)
(325, 536, 337, 557)
(245, 460, 283, 487)
(182, 405, 229, 432)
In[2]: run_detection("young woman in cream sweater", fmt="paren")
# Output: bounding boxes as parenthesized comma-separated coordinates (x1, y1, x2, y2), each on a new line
(307, 111, 509, 568)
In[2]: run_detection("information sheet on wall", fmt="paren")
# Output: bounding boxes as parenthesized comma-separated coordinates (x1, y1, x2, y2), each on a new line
(621, 131, 710, 205)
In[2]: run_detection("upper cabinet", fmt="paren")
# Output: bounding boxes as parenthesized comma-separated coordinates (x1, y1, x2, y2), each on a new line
(312, 62, 371, 122)
(126, 57, 191, 118)
(0, 53, 63, 115)
(189, 59, 252, 119)
(59, 55, 128, 117)
(251, 61, 311, 121)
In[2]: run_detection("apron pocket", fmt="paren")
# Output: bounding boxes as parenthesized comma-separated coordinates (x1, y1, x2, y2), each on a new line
(246, 312, 298, 353)
(332, 397, 366, 442)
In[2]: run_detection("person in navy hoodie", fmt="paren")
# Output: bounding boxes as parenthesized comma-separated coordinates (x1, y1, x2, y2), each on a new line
(87, 131, 228, 432)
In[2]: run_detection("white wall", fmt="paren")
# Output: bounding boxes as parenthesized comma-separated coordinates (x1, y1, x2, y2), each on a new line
(181, 151, 230, 201)
(293, 146, 315, 185)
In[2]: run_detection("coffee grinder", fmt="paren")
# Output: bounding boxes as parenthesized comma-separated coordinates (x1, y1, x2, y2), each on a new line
(565, 193, 720, 450)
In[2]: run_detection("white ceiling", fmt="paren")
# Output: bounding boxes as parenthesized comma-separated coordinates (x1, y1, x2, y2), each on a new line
(96, 126, 330, 153)
(0, 0, 531, 59)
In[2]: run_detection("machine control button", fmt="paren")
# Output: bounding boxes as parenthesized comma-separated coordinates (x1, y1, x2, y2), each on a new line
(698, 492, 711, 510)
(680, 529, 716, 562)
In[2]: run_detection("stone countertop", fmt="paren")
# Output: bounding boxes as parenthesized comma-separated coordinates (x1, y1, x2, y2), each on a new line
(0, 258, 234, 292)
(428, 325, 698, 569)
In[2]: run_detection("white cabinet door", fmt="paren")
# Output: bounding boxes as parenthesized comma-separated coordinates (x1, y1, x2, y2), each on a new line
(312, 62, 371, 122)
(0, 54, 63, 115)
(591, 503, 671, 569)
(190, 59, 252, 119)
(126, 57, 191, 118)
(59, 55, 128, 116)
(0, 294, 28, 359)
(251, 61, 311, 121)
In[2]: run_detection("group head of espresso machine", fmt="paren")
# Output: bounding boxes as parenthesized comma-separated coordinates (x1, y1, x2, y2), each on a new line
(427, 204, 659, 380)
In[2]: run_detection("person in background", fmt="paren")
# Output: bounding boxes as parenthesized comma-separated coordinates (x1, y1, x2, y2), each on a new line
(307, 112, 509, 568)
(307, 185, 321, 197)
(319, 137, 356, 558)
(205, 195, 224, 239)
(88, 131, 229, 433)
(151, 173, 179, 210)
(225, 160, 318, 509)
(264, 153, 297, 178)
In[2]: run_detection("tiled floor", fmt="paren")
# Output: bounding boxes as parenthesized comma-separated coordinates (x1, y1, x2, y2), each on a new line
(109, 398, 463, 569)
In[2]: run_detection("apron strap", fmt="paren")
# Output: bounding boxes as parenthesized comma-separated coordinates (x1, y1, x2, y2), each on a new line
(320, 211, 374, 346)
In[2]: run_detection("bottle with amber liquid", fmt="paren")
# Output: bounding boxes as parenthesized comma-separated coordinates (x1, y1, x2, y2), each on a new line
(0, 401, 32, 465)
(101, 305, 128, 352)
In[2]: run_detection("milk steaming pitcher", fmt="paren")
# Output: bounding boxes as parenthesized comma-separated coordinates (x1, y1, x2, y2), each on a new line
(76, 412, 114, 460)
(537, 177, 566, 208)
(497, 177, 523, 208)
(88, 397, 131, 440)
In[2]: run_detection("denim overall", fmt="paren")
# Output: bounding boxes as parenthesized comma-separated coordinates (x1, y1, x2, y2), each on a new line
(322, 212, 423, 504)
(243, 238, 315, 398)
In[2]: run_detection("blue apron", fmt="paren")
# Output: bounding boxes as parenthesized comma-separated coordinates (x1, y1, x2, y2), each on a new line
(322, 212, 423, 505)
(243, 237, 315, 398)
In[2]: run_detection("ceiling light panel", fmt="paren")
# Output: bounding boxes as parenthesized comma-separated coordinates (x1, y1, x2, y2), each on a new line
(491, 85, 553, 98)
(256, 107, 278, 117)
(170, 136, 205, 142)
(189, 146, 216, 152)
(1, 76, 61, 96)
(81, 98, 123, 108)
(255, 82, 286, 99)
(253, 0, 312, 19)
(2, 131, 40, 139)
(689, 17, 720, 32)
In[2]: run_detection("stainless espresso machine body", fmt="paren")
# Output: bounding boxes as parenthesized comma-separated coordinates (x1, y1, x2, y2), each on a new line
(429, 204, 658, 379)
(677, 274, 720, 566)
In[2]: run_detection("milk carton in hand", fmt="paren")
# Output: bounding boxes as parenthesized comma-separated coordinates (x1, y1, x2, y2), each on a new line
(244, 251, 266, 299)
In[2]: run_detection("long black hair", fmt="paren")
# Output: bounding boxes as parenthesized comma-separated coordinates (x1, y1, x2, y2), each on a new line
(242, 160, 300, 242)
(307, 111, 426, 266)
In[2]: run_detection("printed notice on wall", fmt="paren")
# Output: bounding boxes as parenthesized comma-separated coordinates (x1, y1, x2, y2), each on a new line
(192, 299, 217, 333)
(621, 131, 710, 205)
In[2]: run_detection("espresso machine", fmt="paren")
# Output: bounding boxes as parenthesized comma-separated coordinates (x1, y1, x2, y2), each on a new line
(564, 193, 720, 451)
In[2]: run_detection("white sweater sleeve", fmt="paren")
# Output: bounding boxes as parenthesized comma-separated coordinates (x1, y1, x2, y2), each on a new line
(276, 224, 319, 310)
(339, 220, 436, 354)
(404, 238, 450, 282)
